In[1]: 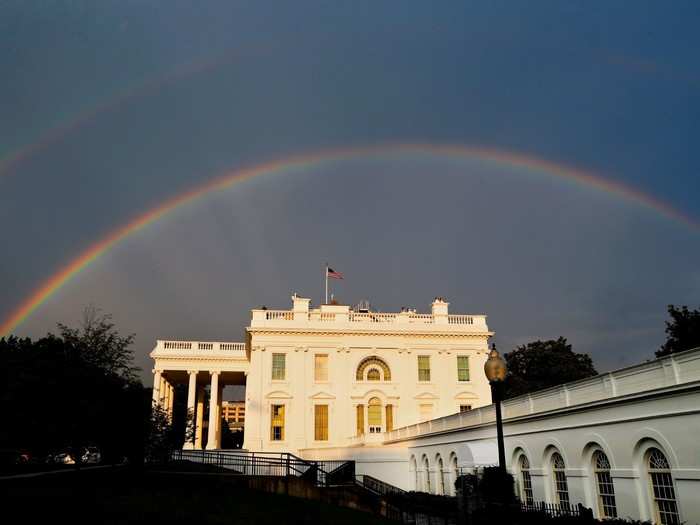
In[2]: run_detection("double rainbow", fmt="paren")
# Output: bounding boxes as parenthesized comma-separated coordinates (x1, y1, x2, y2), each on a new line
(1, 143, 696, 337)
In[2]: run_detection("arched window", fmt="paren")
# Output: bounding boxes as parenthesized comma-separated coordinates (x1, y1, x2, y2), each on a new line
(367, 397, 382, 433)
(422, 455, 431, 493)
(647, 448, 680, 525)
(437, 455, 445, 495)
(518, 455, 534, 505)
(593, 451, 617, 518)
(356, 357, 391, 381)
(450, 453, 459, 497)
(410, 455, 418, 491)
(367, 368, 380, 381)
(551, 452, 570, 506)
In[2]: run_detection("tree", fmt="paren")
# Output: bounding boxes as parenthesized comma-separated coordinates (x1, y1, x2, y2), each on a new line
(503, 337, 597, 399)
(656, 305, 700, 358)
(0, 308, 147, 466)
(57, 306, 138, 381)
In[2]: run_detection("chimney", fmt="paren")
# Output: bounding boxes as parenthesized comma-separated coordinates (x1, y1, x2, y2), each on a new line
(292, 294, 310, 320)
(432, 297, 449, 324)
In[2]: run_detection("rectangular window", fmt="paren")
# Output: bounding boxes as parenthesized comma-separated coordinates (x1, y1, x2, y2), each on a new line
(418, 356, 431, 382)
(419, 403, 433, 422)
(314, 354, 328, 382)
(271, 353, 286, 380)
(457, 356, 470, 381)
(459, 404, 472, 413)
(314, 404, 328, 441)
(385, 404, 393, 432)
(270, 404, 285, 441)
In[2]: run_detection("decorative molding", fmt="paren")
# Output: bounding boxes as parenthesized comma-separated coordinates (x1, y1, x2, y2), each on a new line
(266, 390, 293, 399)
(309, 391, 336, 400)
(247, 328, 493, 339)
(414, 392, 440, 400)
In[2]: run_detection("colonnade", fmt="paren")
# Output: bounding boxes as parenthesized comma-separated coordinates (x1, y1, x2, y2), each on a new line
(151, 369, 226, 450)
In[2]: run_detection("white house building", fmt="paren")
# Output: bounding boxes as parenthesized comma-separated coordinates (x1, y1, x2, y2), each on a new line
(151, 295, 700, 524)
(243, 295, 493, 452)
(151, 295, 493, 452)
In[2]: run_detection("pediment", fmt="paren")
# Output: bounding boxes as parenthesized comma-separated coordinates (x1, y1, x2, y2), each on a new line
(309, 391, 336, 400)
(454, 391, 478, 400)
(414, 392, 440, 400)
(265, 390, 292, 399)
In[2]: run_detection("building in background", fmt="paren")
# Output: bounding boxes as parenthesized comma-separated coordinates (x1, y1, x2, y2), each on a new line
(221, 401, 245, 431)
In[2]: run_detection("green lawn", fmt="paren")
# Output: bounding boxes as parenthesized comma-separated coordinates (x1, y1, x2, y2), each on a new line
(3, 467, 392, 524)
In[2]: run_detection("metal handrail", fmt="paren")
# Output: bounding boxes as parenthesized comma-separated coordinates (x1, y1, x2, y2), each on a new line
(171, 450, 355, 487)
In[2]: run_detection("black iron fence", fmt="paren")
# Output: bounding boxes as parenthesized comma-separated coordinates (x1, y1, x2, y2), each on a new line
(520, 500, 593, 519)
(170, 450, 355, 487)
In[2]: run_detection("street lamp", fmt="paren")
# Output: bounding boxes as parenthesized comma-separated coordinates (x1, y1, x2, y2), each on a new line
(484, 343, 507, 471)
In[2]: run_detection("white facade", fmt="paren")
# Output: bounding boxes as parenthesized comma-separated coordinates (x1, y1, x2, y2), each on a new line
(304, 347, 700, 524)
(150, 295, 492, 453)
(243, 296, 493, 453)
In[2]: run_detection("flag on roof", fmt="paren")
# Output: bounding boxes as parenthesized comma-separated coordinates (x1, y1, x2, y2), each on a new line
(327, 267, 344, 279)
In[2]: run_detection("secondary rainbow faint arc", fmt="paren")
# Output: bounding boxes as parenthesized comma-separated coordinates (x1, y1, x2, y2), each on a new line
(0, 46, 262, 177)
(1, 143, 696, 337)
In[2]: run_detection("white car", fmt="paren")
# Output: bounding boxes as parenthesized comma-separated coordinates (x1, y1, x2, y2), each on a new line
(81, 448, 101, 464)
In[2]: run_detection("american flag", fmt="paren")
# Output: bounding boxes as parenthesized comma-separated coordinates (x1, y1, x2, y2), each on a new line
(327, 267, 344, 279)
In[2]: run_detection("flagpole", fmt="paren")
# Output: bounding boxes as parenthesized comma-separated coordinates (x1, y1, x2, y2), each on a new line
(324, 263, 329, 305)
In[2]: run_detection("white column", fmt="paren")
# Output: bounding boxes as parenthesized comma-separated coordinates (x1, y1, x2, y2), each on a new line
(216, 384, 224, 448)
(163, 381, 171, 418)
(195, 386, 205, 449)
(168, 383, 175, 417)
(183, 371, 198, 449)
(152, 370, 162, 407)
(206, 372, 220, 450)
(159, 375, 167, 405)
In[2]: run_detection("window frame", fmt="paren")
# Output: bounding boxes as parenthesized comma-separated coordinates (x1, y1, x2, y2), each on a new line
(646, 447, 681, 525)
(417, 355, 431, 382)
(271, 353, 286, 381)
(518, 454, 534, 505)
(592, 450, 617, 519)
(270, 403, 285, 441)
(457, 355, 470, 382)
(367, 397, 382, 433)
(551, 452, 570, 507)
(314, 354, 329, 382)
(314, 404, 329, 441)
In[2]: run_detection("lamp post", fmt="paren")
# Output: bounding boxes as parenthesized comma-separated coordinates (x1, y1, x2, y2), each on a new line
(484, 343, 507, 471)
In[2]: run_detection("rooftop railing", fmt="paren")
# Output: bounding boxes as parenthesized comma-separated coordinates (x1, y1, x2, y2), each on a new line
(154, 340, 246, 353)
(252, 309, 487, 328)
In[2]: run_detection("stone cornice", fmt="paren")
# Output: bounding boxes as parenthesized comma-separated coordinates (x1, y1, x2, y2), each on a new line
(247, 327, 492, 338)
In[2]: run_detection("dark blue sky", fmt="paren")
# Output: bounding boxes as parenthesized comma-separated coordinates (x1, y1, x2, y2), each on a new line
(1, 1, 698, 378)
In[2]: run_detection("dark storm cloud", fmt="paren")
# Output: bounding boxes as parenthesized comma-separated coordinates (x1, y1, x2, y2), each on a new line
(1, 1, 698, 380)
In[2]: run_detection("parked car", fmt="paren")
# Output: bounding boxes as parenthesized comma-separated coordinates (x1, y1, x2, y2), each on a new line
(53, 452, 75, 465)
(81, 447, 101, 464)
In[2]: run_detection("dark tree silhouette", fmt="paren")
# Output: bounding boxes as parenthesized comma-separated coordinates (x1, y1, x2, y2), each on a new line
(0, 308, 149, 467)
(656, 305, 700, 358)
(503, 337, 597, 399)
(58, 306, 138, 381)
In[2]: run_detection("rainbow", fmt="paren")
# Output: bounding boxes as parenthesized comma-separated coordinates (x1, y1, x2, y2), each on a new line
(1, 143, 696, 337)
(0, 47, 260, 178)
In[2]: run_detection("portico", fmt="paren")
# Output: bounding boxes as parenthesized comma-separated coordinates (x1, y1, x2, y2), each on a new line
(150, 340, 249, 449)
